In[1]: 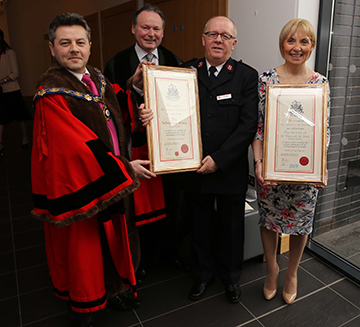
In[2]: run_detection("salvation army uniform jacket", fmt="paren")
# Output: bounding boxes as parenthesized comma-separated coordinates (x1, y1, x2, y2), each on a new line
(181, 57, 259, 194)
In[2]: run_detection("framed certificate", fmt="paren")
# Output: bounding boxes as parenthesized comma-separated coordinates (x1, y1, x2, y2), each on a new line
(263, 84, 327, 185)
(143, 65, 202, 174)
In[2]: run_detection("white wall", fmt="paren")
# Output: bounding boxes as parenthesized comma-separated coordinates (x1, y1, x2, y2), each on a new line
(229, 0, 320, 74)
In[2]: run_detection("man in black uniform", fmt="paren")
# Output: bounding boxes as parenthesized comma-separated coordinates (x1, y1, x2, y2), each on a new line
(182, 16, 258, 303)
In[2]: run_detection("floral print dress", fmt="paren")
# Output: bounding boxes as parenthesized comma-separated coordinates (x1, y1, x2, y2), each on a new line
(255, 68, 330, 235)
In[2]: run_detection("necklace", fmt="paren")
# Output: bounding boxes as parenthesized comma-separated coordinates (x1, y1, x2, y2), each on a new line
(283, 66, 308, 84)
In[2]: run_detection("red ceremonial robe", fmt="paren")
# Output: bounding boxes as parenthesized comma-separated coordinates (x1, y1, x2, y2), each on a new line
(31, 64, 140, 313)
(126, 94, 166, 226)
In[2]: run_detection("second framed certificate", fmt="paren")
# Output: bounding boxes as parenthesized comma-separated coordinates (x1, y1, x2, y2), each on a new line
(143, 65, 202, 174)
(263, 84, 328, 185)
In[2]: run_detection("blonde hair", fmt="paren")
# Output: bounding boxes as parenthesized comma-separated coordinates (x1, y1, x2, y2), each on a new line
(279, 18, 316, 59)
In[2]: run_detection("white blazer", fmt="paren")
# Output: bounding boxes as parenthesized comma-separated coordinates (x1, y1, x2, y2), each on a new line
(0, 48, 20, 93)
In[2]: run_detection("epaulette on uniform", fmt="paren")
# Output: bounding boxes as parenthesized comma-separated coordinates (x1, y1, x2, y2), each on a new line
(179, 57, 198, 66)
(238, 59, 256, 71)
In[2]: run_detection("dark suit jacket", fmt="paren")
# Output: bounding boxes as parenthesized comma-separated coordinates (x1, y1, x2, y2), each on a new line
(182, 57, 258, 194)
(105, 44, 182, 88)
(104, 44, 182, 138)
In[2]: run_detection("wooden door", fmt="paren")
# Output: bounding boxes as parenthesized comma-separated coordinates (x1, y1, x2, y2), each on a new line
(101, 0, 137, 67)
(151, 0, 227, 62)
(85, 13, 101, 70)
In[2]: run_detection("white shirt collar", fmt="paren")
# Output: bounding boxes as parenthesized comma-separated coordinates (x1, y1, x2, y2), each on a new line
(205, 60, 225, 76)
(67, 68, 90, 83)
(135, 43, 159, 63)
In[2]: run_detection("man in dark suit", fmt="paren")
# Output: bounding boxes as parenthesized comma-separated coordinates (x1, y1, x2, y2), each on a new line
(105, 5, 186, 280)
(182, 16, 258, 303)
(105, 5, 181, 99)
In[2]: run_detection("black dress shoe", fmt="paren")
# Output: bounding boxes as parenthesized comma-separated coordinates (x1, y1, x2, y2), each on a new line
(225, 284, 241, 303)
(171, 256, 191, 272)
(135, 267, 147, 285)
(79, 323, 94, 327)
(188, 282, 211, 301)
(106, 293, 140, 311)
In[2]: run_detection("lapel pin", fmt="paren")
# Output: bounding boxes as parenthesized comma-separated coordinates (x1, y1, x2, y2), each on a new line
(226, 64, 233, 71)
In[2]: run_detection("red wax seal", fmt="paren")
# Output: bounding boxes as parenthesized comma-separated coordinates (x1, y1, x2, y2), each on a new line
(226, 64, 233, 71)
(175, 151, 179, 156)
(181, 144, 189, 153)
(198, 61, 204, 68)
(299, 156, 309, 166)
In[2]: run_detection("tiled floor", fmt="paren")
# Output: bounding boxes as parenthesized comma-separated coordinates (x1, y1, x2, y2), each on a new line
(314, 221, 360, 267)
(2, 118, 360, 327)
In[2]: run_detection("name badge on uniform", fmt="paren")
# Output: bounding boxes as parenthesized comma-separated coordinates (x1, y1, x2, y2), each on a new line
(217, 94, 232, 101)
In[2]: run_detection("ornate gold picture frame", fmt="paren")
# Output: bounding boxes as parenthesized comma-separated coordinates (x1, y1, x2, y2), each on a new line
(143, 65, 202, 174)
(263, 84, 327, 185)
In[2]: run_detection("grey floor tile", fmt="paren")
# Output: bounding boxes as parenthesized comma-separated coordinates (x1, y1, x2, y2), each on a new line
(314, 221, 360, 258)
(142, 294, 254, 327)
(300, 256, 344, 285)
(241, 321, 264, 327)
(0, 233, 13, 253)
(135, 273, 224, 321)
(0, 297, 20, 327)
(12, 215, 43, 234)
(23, 313, 73, 327)
(0, 251, 15, 274)
(11, 192, 33, 207)
(0, 206, 10, 221)
(11, 203, 33, 219)
(15, 244, 47, 270)
(240, 253, 289, 286)
(9, 183, 32, 197)
(137, 262, 190, 290)
(0, 195, 9, 209)
(240, 267, 324, 317)
(259, 288, 360, 327)
(93, 307, 140, 327)
(348, 253, 360, 267)
(0, 272, 17, 300)
(14, 228, 45, 250)
(20, 287, 66, 325)
(17, 263, 50, 294)
(341, 314, 360, 326)
(331, 278, 360, 308)
(0, 219, 11, 237)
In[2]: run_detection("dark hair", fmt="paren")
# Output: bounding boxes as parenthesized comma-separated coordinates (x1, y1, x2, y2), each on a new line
(0, 29, 11, 54)
(48, 13, 91, 44)
(133, 5, 165, 28)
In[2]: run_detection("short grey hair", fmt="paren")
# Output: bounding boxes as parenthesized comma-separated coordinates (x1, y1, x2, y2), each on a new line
(203, 16, 237, 38)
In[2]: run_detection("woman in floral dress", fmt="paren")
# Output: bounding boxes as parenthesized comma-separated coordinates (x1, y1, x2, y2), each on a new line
(252, 18, 330, 304)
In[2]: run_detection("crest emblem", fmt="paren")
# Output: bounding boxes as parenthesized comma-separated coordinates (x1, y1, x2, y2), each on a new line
(290, 100, 304, 115)
(226, 64, 233, 71)
(166, 84, 180, 101)
(198, 61, 204, 68)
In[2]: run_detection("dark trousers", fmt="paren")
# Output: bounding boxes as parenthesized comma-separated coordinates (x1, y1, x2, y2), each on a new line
(138, 173, 189, 268)
(186, 191, 246, 286)
(67, 301, 93, 325)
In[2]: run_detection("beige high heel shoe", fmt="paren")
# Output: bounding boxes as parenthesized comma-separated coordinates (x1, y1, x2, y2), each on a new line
(263, 265, 279, 300)
(282, 275, 297, 304)
(282, 289, 297, 304)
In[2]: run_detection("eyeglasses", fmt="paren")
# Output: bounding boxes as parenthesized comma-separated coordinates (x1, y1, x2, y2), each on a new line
(204, 31, 235, 41)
